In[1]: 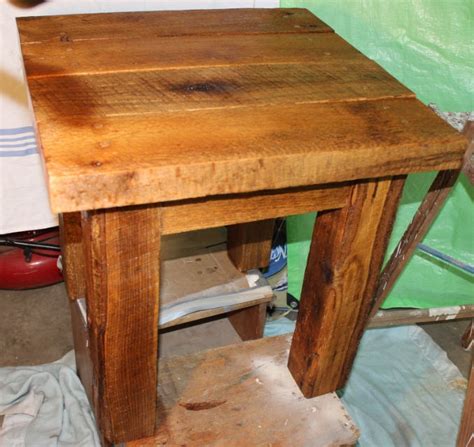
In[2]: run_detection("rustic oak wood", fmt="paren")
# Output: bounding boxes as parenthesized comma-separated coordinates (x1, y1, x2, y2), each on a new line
(228, 303, 268, 341)
(17, 9, 466, 213)
(462, 321, 474, 351)
(227, 220, 275, 271)
(226, 219, 273, 340)
(369, 305, 474, 328)
(160, 184, 350, 235)
(126, 334, 359, 447)
(21, 33, 384, 79)
(81, 206, 160, 443)
(288, 176, 406, 397)
(18, 8, 468, 444)
(463, 121, 473, 184)
(369, 121, 472, 320)
(58, 212, 85, 299)
(26, 61, 412, 118)
(18, 8, 332, 45)
(58, 213, 94, 418)
(369, 169, 460, 320)
(31, 99, 464, 213)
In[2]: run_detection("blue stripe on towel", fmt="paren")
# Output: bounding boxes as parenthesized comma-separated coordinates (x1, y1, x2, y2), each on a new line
(0, 135, 36, 143)
(0, 126, 35, 136)
(0, 147, 38, 157)
(0, 141, 37, 149)
(0, 127, 38, 156)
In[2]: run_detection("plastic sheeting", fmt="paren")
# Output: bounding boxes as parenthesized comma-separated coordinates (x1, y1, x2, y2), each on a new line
(264, 320, 466, 446)
(281, 0, 473, 112)
(283, 0, 473, 309)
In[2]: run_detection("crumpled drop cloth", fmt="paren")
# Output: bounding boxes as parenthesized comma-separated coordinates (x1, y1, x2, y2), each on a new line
(0, 352, 99, 447)
(265, 322, 466, 447)
(0, 324, 465, 446)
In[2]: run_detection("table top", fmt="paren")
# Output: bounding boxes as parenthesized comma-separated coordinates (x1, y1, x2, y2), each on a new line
(18, 8, 466, 213)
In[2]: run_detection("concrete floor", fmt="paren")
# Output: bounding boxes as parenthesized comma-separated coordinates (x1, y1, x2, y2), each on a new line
(0, 282, 73, 366)
(0, 282, 471, 379)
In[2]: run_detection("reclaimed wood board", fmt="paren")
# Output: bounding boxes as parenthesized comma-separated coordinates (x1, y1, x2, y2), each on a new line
(21, 34, 383, 78)
(288, 177, 406, 396)
(81, 206, 161, 443)
(18, 8, 332, 44)
(17, 9, 466, 213)
(127, 334, 359, 447)
(28, 99, 464, 212)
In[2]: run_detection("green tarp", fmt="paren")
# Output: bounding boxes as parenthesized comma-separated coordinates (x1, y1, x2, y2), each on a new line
(282, 0, 473, 308)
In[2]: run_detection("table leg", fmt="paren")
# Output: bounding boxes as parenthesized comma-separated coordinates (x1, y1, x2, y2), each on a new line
(59, 212, 85, 300)
(227, 219, 275, 271)
(288, 177, 406, 397)
(227, 219, 274, 340)
(81, 206, 161, 443)
(59, 213, 95, 413)
(228, 302, 267, 341)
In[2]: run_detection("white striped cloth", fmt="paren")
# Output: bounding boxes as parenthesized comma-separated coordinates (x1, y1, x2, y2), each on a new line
(0, 126, 38, 158)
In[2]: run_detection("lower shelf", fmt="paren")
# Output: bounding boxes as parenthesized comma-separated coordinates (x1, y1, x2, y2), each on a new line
(127, 332, 359, 447)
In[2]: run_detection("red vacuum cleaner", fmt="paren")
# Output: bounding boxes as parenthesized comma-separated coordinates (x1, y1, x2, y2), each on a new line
(0, 227, 63, 289)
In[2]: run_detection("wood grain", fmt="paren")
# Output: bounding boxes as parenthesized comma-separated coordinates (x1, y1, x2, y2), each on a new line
(81, 206, 160, 443)
(37, 98, 464, 213)
(18, 8, 332, 45)
(227, 220, 275, 271)
(463, 120, 473, 185)
(58, 212, 85, 299)
(27, 62, 412, 118)
(369, 305, 474, 328)
(17, 9, 468, 445)
(369, 169, 460, 320)
(461, 321, 473, 351)
(228, 302, 267, 341)
(18, 9, 465, 214)
(59, 213, 95, 439)
(160, 184, 350, 235)
(288, 176, 406, 397)
(21, 33, 367, 79)
(127, 334, 359, 447)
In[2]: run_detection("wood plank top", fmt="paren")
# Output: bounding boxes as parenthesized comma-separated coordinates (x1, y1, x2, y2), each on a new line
(18, 8, 332, 44)
(17, 8, 466, 212)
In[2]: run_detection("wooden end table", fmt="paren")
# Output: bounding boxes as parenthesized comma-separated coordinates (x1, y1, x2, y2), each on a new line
(17, 8, 466, 444)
